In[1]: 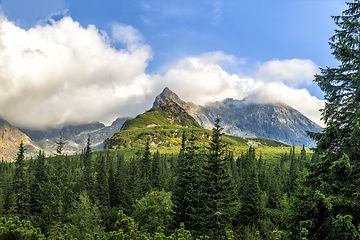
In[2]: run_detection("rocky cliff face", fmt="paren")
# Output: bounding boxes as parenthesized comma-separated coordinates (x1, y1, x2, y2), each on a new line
(153, 88, 322, 147)
(0, 117, 39, 161)
(20, 117, 128, 155)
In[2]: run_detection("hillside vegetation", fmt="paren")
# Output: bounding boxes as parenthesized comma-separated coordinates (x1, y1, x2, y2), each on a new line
(104, 100, 288, 153)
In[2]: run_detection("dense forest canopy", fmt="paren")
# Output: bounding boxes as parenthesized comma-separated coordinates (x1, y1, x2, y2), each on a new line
(1, 1, 360, 239)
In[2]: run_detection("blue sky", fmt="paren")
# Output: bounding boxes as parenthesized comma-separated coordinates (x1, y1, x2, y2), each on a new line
(0, 0, 349, 128)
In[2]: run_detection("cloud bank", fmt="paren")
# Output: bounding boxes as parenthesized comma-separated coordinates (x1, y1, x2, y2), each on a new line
(0, 15, 325, 129)
(0, 16, 154, 129)
(256, 59, 319, 86)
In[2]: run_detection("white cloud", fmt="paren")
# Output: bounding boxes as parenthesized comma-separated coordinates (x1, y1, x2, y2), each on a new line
(161, 53, 262, 105)
(243, 82, 325, 127)
(256, 59, 319, 86)
(0, 16, 154, 129)
(159, 53, 324, 127)
(0, 14, 324, 130)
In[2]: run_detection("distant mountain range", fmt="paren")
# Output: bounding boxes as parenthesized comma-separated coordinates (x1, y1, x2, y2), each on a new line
(0, 87, 322, 161)
(19, 117, 128, 156)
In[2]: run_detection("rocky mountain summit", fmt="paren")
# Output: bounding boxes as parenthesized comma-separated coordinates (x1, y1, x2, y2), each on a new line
(0, 117, 39, 161)
(153, 87, 322, 147)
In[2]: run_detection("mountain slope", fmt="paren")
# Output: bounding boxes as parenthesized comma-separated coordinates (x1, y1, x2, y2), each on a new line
(20, 117, 128, 155)
(0, 117, 39, 161)
(104, 100, 203, 149)
(122, 100, 201, 130)
(153, 88, 322, 147)
(104, 99, 287, 150)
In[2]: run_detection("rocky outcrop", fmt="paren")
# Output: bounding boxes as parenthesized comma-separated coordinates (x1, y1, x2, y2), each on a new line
(0, 117, 39, 161)
(20, 117, 128, 155)
(153, 88, 322, 147)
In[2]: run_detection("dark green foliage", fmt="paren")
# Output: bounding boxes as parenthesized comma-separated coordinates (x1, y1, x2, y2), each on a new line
(13, 141, 29, 218)
(172, 131, 207, 235)
(229, 152, 240, 191)
(30, 151, 47, 214)
(152, 150, 161, 190)
(202, 118, 238, 237)
(266, 163, 282, 210)
(238, 147, 265, 226)
(113, 153, 130, 212)
(83, 137, 95, 196)
(287, 147, 299, 195)
(0, 120, 317, 239)
(127, 157, 142, 204)
(290, 2, 360, 239)
(289, 154, 360, 239)
(140, 140, 153, 194)
(307, 0, 360, 162)
(29, 151, 49, 232)
(95, 154, 109, 208)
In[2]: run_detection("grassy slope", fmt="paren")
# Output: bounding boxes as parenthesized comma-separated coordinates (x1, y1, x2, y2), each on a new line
(95, 145, 312, 166)
(102, 100, 306, 162)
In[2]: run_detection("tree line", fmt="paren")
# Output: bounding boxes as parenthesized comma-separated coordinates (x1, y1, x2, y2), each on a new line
(1, 1, 360, 238)
(0, 118, 314, 239)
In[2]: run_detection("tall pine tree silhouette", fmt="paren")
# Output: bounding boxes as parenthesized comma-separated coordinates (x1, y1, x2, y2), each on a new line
(202, 118, 238, 238)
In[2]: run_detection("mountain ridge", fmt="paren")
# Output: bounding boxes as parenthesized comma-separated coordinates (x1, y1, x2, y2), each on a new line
(152, 87, 322, 147)
(104, 99, 287, 150)
(19, 117, 129, 155)
(0, 117, 39, 161)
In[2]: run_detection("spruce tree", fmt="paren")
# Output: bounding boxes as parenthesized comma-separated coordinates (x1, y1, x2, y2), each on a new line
(13, 141, 29, 218)
(29, 151, 49, 231)
(290, 2, 360, 238)
(172, 131, 207, 235)
(111, 153, 130, 213)
(202, 118, 238, 238)
(228, 151, 240, 190)
(83, 137, 95, 196)
(127, 157, 142, 204)
(152, 150, 161, 190)
(140, 140, 152, 194)
(267, 163, 282, 209)
(30, 151, 47, 214)
(238, 147, 264, 225)
(95, 154, 109, 208)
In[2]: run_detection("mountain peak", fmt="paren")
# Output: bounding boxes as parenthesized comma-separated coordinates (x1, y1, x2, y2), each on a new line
(152, 87, 185, 108)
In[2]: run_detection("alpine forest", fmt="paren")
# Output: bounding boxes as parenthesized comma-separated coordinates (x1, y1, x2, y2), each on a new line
(1, 1, 360, 240)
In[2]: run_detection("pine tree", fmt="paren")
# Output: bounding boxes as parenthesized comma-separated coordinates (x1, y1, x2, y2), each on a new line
(287, 150, 298, 195)
(140, 140, 152, 194)
(127, 157, 142, 205)
(267, 163, 282, 209)
(95, 154, 109, 208)
(29, 151, 49, 231)
(228, 151, 240, 190)
(238, 147, 264, 225)
(290, 2, 360, 238)
(202, 118, 238, 238)
(13, 141, 29, 218)
(172, 131, 207, 235)
(30, 151, 47, 215)
(113, 153, 130, 212)
(83, 137, 95, 196)
(152, 150, 161, 190)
